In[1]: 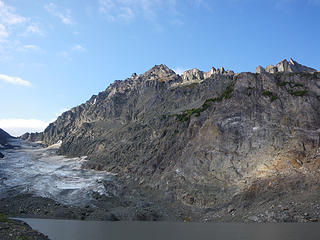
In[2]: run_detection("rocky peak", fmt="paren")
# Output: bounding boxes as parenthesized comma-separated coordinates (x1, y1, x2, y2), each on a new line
(142, 64, 177, 81)
(130, 73, 138, 79)
(203, 67, 216, 78)
(255, 65, 266, 74)
(256, 58, 317, 74)
(182, 68, 204, 82)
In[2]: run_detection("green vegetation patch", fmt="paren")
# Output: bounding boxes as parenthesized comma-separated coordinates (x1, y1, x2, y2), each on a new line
(287, 90, 308, 96)
(262, 90, 279, 103)
(246, 86, 254, 96)
(0, 212, 8, 222)
(162, 83, 234, 122)
(277, 81, 304, 88)
(277, 81, 289, 87)
(171, 81, 235, 122)
(17, 235, 29, 240)
(183, 82, 199, 89)
(277, 80, 308, 97)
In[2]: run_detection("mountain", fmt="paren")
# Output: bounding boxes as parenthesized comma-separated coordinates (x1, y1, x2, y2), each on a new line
(22, 59, 320, 222)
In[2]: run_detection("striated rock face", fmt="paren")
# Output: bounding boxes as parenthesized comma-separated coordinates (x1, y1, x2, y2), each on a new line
(29, 60, 320, 210)
(257, 58, 317, 74)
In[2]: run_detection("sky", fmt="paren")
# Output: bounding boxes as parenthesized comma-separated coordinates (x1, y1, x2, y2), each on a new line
(0, 0, 319, 136)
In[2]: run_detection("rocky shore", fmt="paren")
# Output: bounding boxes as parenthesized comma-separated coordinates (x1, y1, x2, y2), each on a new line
(0, 213, 49, 240)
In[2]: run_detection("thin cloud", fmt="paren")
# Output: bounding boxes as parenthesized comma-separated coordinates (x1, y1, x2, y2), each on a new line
(25, 24, 44, 36)
(0, 1, 44, 61)
(44, 3, 75, 26)
(57, 51, 72, 61)
(0, 0, 26, 26)
(0, 118, 50, 137)
(0, 23, 8, 39)
(17, 44, 44, 54)
(173, 67, 187, 75)
(72, 44, 86, 52)
(23, 44, 40, 51)
(58, 44, 86, 61)
(0, 74, 31, 87)
(98, 0, 164, 22)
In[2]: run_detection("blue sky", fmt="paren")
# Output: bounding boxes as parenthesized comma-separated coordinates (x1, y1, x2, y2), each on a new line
(0, 0, 319, 136)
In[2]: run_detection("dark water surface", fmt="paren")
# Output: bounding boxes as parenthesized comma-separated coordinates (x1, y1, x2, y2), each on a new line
(18, 218, 320, 240)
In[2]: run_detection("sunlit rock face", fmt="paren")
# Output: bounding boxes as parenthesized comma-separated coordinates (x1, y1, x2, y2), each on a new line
(256, 58, 317, 74)
(26, 59, 320, 207)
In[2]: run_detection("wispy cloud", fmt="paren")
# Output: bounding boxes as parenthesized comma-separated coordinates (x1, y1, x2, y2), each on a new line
(58, 44, 87, 61)
(0, 23, 8, 39)
(0, 1, 26, 41)
(0, 74, 31, 87)
(44, 3, 75, 26)
(57, 51, 72, 61)
(25, 24, 44, 36)
(0, 118, 50, 136)
(17, 44, 45, 54)
(23, 44, 40, 51)
(173, 67, 187, 75)
(98, 0, 175, 22)
(0, 1, 26, 26)
(72, 44, 86, 52)
(0, 1, 44, 61)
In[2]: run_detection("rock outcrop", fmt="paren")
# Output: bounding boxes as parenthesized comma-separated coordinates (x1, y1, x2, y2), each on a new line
(20, 132, 43, 142)
(256, 58, 317, 74)
(0, 128, 12, 146)
(0, 128, 14, 158)
(25, 59, 320, 219)
(179, 66, 234, 84)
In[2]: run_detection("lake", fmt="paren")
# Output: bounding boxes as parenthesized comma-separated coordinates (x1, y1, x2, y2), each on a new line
(18, 218, 320, 240)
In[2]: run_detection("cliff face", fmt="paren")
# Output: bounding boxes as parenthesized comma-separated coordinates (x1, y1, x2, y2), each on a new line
(26, 59, 320, 208)
(0, 128, 13, 146)
(0, 128, 14, 158)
